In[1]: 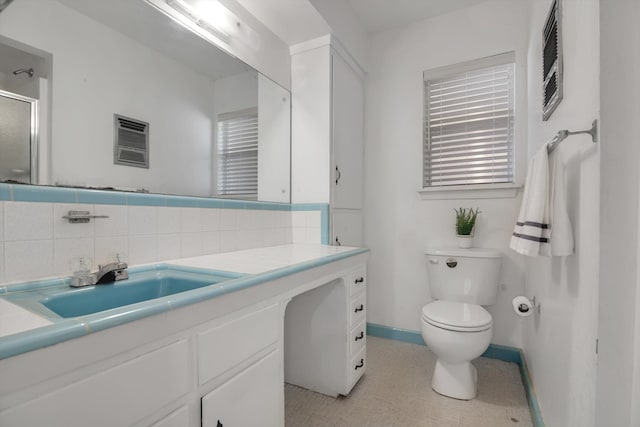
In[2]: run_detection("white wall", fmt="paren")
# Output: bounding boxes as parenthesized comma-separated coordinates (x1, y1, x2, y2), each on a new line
(258, 74, 291, 203)
(597, 1, 640, 426)
(523, 1, 600, 426)
(307, 0, 368, 72)
(0, 0, 216, 197)
(234, 0, 331, 47)
(363, 0, 530, 348)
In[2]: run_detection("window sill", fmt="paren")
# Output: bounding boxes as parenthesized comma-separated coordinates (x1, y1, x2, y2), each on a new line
(418, 183, 522, 200)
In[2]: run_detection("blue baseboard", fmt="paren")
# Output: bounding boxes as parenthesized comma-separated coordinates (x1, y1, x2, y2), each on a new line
(366, 322, 425, 345)
(366, 322, 544, 427)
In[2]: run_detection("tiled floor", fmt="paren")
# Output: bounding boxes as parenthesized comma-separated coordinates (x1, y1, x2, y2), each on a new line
(285, 336, 533, 427)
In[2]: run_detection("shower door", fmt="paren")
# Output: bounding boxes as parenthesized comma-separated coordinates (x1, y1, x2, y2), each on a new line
(0, 89, 37, 184)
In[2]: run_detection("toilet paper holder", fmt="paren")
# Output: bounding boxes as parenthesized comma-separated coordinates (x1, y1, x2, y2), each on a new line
(517, 297, 536, 313)
(513, 296, 539, 316)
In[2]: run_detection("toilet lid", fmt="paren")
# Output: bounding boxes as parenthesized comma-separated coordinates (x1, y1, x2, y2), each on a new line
(422, 301, 492, 332)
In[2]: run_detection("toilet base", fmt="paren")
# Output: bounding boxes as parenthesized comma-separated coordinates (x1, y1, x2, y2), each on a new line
(431, 359, 478, 400)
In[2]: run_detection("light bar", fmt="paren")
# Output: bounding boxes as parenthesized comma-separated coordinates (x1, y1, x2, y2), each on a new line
(166, 0, 230, 42)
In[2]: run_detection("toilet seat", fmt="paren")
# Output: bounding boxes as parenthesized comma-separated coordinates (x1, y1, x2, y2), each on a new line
(422, 301, 492, 332)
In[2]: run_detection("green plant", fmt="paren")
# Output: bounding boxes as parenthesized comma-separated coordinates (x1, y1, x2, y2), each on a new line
(454, 207, 481, 236)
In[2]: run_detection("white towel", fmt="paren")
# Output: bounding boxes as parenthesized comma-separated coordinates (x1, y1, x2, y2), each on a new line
(547, 147, 574, 256)
(510, 143, 574, 257)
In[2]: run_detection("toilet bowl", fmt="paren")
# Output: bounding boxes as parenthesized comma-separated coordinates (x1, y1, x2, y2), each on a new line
(420, 300, 493, 400)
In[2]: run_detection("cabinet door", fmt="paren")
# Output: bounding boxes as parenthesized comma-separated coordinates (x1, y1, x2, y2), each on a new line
(332, 209, 363, 247)
(0, 340, 190, 427)
(201, 351, 283, 427)
(331, 52, 363, 209)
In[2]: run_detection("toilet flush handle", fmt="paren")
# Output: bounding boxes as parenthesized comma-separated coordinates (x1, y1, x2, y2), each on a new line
(428, 259, 439, 264)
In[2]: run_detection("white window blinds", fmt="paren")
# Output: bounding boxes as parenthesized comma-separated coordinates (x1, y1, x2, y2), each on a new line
(216, 108, 258, 199)
(423, 53, 515, 187)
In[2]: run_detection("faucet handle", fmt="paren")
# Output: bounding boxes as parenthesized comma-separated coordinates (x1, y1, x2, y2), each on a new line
(70, 256, 93, 274)
(109, 252, 127, 264)
(70, 257, 97, 288)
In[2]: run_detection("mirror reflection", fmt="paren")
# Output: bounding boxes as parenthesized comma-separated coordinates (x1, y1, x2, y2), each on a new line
(0, 0, 291, 202)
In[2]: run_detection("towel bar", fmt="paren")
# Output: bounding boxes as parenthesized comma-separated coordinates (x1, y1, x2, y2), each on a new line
(547, 119, 598, 153)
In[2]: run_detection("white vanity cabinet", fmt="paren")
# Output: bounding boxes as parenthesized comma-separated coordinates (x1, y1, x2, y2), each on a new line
(0, 248, 368, 427)
(284, 265, 367, 396)
(0, 339, 192, 427)
(331, 52, 364, 212)
(291, 37, 364, 247)
(331, 49, 364, 247)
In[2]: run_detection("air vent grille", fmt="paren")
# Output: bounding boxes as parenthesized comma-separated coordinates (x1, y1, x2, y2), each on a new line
(118, 117, 147, 133)
(114, 114, 149, 168)
(542, 0, 562, 121)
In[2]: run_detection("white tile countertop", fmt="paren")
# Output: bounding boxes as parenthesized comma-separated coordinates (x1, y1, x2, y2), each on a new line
(0, 244, 368, 358)
(0, 298, 53, 337)
(169, 244, 359, 274)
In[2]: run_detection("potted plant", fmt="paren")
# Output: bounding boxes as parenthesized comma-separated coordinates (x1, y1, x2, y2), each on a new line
(454, 207, 480, 248)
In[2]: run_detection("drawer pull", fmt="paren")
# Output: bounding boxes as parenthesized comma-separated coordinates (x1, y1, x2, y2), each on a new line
(355, 359, 364, 369)
(354, 304, 364, 313)
(355, 331, 364, 341)
(355, 277, 364, 284)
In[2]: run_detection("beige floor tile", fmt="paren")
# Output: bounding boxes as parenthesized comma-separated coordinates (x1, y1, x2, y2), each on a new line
(285, 336, 533, 427)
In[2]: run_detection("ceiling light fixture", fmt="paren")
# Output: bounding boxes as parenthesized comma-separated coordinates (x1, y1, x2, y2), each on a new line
(166, 0, 231, 42)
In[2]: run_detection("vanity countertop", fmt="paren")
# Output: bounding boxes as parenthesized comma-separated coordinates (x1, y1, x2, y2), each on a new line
(0, 244, 368, 359)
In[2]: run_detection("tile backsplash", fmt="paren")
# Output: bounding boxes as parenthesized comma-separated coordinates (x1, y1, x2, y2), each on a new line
(0, 201, 324, 284)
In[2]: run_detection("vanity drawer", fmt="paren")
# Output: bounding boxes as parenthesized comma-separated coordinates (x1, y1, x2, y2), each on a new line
(349, 347, 366, 392)
(198, 303, 279, 385)
(349, 321, 366, 356)
(349, 266, 367, 296)
(350, 293, 366, 326)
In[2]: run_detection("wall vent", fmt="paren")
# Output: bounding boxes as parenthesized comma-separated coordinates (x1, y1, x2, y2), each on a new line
(542, 0, 562, 121)
(113, 114, 149, 168)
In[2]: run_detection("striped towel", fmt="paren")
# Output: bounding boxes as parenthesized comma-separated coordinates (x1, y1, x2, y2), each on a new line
(510, 141, 575, 257)
(510, 144, 551, 256)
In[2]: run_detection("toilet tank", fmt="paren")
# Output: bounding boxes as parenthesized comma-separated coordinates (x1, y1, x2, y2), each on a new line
(425, 247, 502, 305)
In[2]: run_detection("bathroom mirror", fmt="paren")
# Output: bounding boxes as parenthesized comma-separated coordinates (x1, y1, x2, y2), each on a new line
(0, 0, 291, 202)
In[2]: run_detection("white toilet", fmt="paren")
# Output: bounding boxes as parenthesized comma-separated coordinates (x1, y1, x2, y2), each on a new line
(421, 247, 502, 400)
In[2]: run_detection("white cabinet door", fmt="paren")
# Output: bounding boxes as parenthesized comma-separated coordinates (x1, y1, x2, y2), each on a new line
(331, 52, 363, 210)
(201, 351, 283, 427)
(332, 209, 363, 247)
(0, 340, 190, 427)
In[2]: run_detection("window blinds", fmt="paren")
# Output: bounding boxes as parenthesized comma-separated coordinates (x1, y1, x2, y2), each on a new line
(423, 56, 515, 187)
(216, 108, 258, 198)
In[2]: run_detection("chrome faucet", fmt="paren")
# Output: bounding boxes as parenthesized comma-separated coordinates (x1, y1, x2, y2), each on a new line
(70, 257, 129, 287)
(95, 261, 129, 284)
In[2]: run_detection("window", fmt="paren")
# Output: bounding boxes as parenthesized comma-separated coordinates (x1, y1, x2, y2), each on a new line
(216, 108, 258, 199)
(423, 52, 515, 188)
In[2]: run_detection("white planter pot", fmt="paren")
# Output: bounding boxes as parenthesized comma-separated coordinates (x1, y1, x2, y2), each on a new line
(456, 235, 473, 248)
